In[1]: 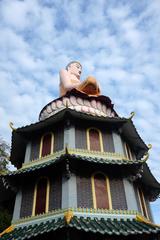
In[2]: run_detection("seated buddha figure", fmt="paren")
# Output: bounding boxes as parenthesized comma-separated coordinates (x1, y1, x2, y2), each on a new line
(59, 61, 101, 96)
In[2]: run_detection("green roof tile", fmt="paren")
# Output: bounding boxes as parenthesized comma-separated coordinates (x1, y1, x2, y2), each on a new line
(4, 153, 144, 177)
(1, 216, 160, 239)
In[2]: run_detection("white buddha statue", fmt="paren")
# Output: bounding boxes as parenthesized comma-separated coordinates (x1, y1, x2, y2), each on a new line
(59, 61, 100, 97)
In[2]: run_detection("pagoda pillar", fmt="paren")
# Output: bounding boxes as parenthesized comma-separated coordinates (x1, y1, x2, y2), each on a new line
(12, 189, 22, 221)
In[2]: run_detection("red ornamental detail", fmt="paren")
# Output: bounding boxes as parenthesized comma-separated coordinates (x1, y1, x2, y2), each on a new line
(89, 129, 101, 151)
(94, 174, 109, 209)
(41, 134, 52, 157)
(35, 178, 47, 215)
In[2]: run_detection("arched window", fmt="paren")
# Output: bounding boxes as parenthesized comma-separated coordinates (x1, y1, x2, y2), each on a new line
(92, 173, 111, 209)
(32, 177, 50, 216)
(40, 133, 53, 157)
(87, 128, 103, 152)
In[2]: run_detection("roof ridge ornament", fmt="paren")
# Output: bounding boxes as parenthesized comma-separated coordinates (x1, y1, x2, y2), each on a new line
(148, 144, 152, 150)
(9, 122, 16, 131)
(128, 111, 135, 120)
(64, 210, 74, 224)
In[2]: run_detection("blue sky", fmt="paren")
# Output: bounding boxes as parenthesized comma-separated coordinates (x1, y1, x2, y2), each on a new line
(0, 0, 160, 222)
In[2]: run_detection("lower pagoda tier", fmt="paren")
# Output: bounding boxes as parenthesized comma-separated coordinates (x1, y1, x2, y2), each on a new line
(1, 209, 160, 240)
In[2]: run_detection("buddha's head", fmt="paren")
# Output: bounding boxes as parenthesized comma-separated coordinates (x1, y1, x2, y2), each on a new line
(66, 61, 82, 79)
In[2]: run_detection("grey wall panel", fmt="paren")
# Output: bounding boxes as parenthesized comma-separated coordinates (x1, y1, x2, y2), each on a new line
(110, 178, 127, 210)
(75, 127, 87, 149)
(54, 128, 64, 151)
(30, 138, 40, 161)
(20, 183, 34, 218)
(112, 132, 124, 154)
(123, 179, 139, 211)
(103, 131, 115, 152)
(49, 176, 62, 211)
(133, 184, 142, 213)
(77, 175, 93, 208)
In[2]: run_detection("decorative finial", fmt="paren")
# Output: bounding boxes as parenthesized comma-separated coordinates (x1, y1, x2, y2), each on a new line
(9, 122, 16, 131)
(65, 144, 69, 154)
(64, 210, 74, 224)
(65, 100, 69, 108)
(128, 112, 135, 120)
(148, 144, 152, 150)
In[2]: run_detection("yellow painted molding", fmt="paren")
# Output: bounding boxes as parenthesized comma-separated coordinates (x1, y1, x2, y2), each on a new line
(106, 177, 112, 209)
(0, 225, 14, 237)
(137, 188, 149, 219)
(87, 127, 104, 152)
(22, 149, 65, 168)
(69, 148, 128, 161)
(136, 214, 160, 227)
(13, 208, 140, 225)
(91, 174, 97, 208)
(9, 122, 16, 131)
(22, 147, 132, 170)
(64, 210, 74, 224)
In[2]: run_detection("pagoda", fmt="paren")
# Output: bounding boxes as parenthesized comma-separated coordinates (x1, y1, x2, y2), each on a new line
(1, 61, 160, 240)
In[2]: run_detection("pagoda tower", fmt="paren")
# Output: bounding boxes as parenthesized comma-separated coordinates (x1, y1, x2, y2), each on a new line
(1, 61, 160, 240)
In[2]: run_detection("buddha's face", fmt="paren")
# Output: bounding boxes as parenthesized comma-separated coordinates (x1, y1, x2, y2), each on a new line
(68, 62, 82, 79)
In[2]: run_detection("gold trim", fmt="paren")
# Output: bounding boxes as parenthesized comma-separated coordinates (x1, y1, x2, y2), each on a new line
(39, 132, 54, 158)
(136, 214, 160, 227)
(124, 143, 132, 160)
(141, 189, 149, 219)
(0, 225, 14, 237)
(106, 177, 112, 209)
(91, 174, 97, 208)
(22, 148, 131, 169)
(13, 208, 140, 225)
(46, 178, 50, 213)
(32, 177, 50, 216)
(137, 188, 149, 219)
(64, 210, 74, 224)
(87, 128, 104, 152)
(124, 142, 129, 159)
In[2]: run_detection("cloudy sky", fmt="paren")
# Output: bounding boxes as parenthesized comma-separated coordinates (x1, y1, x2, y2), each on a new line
(0, 0, 160, 222)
